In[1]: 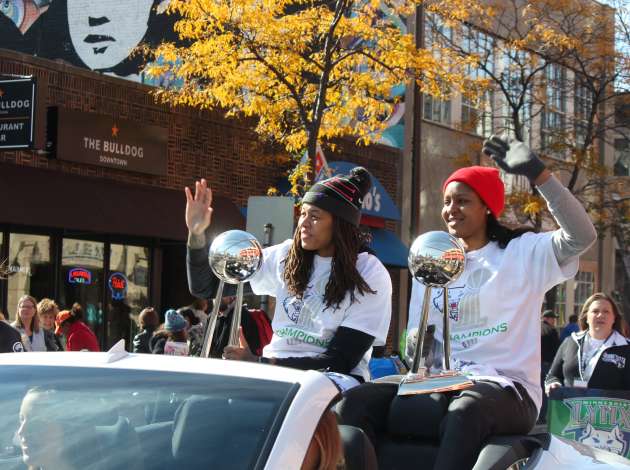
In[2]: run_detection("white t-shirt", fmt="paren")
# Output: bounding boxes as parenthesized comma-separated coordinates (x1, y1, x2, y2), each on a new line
(406, 232, 578, 412)
(582, 336, 606, 381)
(250, 240, 393, 381)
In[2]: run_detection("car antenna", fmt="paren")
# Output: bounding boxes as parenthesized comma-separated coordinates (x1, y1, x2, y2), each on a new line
(105, 339, 129, 363)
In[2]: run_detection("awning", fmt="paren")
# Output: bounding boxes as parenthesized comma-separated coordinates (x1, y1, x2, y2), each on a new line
(369, 228, 408, 268)
(0, 163, 244, 241)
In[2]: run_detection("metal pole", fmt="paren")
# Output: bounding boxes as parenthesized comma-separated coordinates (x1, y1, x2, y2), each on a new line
(228, 283, 245, 346)
(260, 223, 273, 314)
(411, 287, 433, 374)
(443, 287, 451, 370)
(200, 280, 225, 358)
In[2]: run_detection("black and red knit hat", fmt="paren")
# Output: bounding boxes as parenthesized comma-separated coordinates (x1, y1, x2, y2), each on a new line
(302, 167, 372, 226)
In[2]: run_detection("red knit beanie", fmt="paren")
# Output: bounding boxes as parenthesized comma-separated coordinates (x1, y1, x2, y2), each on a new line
(442, 166, 505, 218)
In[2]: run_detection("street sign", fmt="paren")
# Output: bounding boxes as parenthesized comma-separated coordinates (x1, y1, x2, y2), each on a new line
(0, 77, 36, 149)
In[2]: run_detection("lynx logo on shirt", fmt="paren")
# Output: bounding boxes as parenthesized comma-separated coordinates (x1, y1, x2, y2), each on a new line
(12, 342, 24, 352)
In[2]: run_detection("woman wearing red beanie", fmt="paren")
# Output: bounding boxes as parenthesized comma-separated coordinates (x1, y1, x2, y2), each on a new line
(185, 167, 392, 385)
(338, 136, 597, 469)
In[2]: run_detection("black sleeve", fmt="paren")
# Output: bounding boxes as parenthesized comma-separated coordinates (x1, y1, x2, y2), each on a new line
(545, 338, 568, 386)
(623, 346, 630, 390)
(44, 330, 59, 352)
(187, 245, 220, 300)
(268, 326, 375, 375)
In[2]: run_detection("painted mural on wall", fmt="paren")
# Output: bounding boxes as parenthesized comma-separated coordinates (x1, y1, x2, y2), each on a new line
(0, 0, 177, 83)
(1, 0, 404, 148)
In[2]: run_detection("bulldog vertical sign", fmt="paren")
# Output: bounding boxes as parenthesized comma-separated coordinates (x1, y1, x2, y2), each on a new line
(0, 77, 36, 149)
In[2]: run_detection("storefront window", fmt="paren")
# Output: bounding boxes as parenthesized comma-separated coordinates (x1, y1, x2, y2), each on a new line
(59, 239, 105, 346)
(107, 244, 150, 350)
(7, 234, 52, 321)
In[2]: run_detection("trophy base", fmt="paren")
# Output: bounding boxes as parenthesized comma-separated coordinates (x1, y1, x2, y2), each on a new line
(397, 370, 474, 396)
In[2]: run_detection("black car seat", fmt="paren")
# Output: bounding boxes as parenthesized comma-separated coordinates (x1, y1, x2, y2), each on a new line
(339, 425, 378, 470)
(171, 395, 271, 469)
(343, 390, 539, 470)
(95, 416, 144, 470)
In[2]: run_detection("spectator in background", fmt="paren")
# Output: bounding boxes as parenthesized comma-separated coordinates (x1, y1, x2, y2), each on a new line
(209, 294, 263, 359)
(133, 307, 160, 354)
(190, 298, 209, 323)
(0, 312, 6, 321)
(541, 310, 560, 367)
(560, 314, 580, 342)
(546, 292, 630, 392)
(150, 310, 189, 356)
(179, 308, 204, 357)
(1, 318, 24, 352)
(12, 295, 55, 352)
(37, 298, 64, 351)
(55, 303, 100, 352)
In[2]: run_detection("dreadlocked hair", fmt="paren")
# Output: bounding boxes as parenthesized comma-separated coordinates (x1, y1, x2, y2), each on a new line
(283, 217, 376, 310)
(486, 215, 534, 249)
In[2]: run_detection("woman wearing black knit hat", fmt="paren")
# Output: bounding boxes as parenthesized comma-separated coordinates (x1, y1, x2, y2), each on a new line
(185, 168, 392, 383)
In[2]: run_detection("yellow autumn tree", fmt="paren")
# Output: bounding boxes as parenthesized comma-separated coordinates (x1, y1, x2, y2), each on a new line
(145, 0, 487, 180)
(431, 0, 630, 242)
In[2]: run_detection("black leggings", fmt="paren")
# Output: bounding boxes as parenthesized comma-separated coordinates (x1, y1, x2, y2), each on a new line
(337, 380, 538, 470)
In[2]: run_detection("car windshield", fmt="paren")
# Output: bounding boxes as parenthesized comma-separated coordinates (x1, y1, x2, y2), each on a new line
(0, 365, 295, 470)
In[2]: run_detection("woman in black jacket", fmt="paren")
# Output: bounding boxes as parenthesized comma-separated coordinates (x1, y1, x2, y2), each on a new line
(545, 292, 630, 392)
(133, 307, 159, 354)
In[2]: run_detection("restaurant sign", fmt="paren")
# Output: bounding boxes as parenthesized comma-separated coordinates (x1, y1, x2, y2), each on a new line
(0, 78, 36, 149)
(54, 108, 167, 176)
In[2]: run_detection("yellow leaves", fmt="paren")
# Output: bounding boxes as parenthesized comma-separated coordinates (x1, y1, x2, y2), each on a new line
(288, 161, 311, 197)
(146, 0, 487, 156)
(523, 200, 544, 216)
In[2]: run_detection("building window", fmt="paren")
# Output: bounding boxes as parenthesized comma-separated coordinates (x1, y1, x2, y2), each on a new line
(423, 13, 452, 125)
(554, 282, 567, 323)
(424, 94, 451, 124)
(615, 138, 630, 176)
(499, 50, 532, 144)
(573, 270, 595, 315)
(59, 238, 105, 346)
(6, 234, 52, 320)
(107, 244, 150, 350)
(461, 26, 494, 135)
(541, 63, 567, 152)
(574, 80, 593, 147)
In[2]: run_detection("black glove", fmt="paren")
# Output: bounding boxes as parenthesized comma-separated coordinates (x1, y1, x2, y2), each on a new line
(482, 135, 546, 182)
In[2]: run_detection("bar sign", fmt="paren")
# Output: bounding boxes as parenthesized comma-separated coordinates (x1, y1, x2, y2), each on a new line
(0, 77, 36, 149)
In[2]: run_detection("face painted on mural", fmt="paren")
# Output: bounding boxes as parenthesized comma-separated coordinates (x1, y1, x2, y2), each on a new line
(67, 0, 154, 70)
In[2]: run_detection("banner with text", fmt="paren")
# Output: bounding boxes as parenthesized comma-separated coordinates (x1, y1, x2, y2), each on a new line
(0, 77, 35, 149)
(548, 387, 630, 459)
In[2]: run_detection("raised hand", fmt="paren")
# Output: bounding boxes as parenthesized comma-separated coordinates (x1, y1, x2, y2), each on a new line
(185, 179, 213, 236)
(482, 134, 546, 182)
(223, 327, 257, 362)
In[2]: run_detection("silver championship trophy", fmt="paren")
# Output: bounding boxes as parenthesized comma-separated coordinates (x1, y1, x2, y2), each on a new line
(200, 230, 263, 358)
(398, 231, 474, 396)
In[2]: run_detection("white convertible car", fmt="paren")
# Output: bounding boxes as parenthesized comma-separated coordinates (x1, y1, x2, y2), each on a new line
(1, 347, 629, 470)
